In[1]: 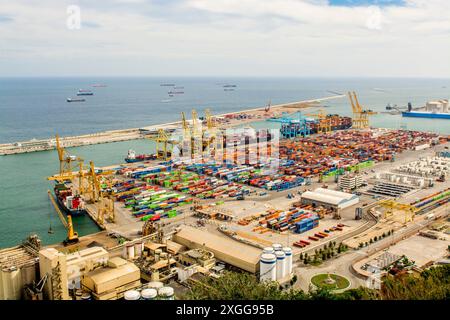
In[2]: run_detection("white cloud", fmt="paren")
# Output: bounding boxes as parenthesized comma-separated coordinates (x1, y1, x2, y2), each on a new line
(0, 0, 449, 77)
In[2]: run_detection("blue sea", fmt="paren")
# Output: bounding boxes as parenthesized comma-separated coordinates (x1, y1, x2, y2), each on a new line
(0, 77, 449, 248)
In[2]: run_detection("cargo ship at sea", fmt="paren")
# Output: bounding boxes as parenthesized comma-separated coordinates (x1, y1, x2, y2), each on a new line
(402, 99, 450, 119)
(77, 89, 94, 96)
(67, 98, 86, 102)
(53, 183, 86, 216)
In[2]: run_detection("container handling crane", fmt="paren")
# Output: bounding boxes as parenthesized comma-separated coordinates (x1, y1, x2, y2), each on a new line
(348, 91, 377, 129)
(47, 190, 79, 245)
(55, 134, 83, 176)
(305, 109, 332, 134)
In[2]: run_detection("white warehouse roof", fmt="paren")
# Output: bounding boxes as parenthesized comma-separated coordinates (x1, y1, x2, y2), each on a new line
(301, 188, 359, 209)
(314, 188, 357, 200)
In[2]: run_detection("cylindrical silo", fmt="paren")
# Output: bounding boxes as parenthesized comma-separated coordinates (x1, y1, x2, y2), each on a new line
(259, 253, 276, 282)
(283, 247, 293, 276)
(147, 281, 164, 290)
(141, 288, 158, 300)
(272, 243, 282, 252)
(275, 251, 286, 280)
(263, 247, 275, 254)
(158, 287, 175, 300)
(124, 290, 140, 300)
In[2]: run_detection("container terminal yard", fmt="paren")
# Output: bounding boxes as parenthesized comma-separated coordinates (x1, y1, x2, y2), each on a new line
(1, 92, 449, 301)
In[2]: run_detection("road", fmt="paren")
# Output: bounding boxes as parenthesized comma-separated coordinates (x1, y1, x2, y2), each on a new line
(293, 203, 449, 292)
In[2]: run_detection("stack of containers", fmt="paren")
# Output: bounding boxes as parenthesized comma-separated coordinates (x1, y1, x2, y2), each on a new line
(294, 214, 319, 234)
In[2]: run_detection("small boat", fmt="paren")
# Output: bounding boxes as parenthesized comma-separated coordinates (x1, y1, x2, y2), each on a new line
(160, 83, 175, 86)
(161, 99, 172, 103)
(223, 84, 237, 88)
(92, 84, 107, 87)
(168, 91, 184, 94)
(67, 98, 86, 102)
(224, 88, 235, 91)
(173, 86, 184, 89)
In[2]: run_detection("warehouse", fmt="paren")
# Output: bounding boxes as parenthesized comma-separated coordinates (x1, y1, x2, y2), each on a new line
(300, 188, 359, 210)
(172, 226, 261, 273)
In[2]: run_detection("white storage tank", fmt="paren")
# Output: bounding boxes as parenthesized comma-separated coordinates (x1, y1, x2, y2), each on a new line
(275, 251, 286, 280)
(259, 253, 277, 282)
(263, 247, 275, 254)
(283, 247, 293, 276)
(158, 286, 175, 300)
(147, 281, 164, 290)
(141, 288, 158, 300)
(124, 290, 141, 300)
(272, 243, 282, 251)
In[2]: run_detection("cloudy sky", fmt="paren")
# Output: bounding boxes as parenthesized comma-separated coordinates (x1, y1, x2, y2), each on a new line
(0, 0, 449, 77)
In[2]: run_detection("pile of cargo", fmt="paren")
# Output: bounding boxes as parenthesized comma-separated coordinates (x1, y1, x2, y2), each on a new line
(140, 168, 250, 199)
(260, 208, 320, 233)
(112, 179, 191, 221)
(279, 129, 442, 178)
(294, 215, 319, 234)
(125, 187, 192, 221)
(118, 164, 172, 179)
(183, 162, 305, 191)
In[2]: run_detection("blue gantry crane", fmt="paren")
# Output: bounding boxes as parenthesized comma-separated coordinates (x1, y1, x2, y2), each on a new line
(267, 111, 312, 138)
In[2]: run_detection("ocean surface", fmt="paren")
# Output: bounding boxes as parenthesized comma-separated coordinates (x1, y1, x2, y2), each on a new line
(0, 77, 449, 248)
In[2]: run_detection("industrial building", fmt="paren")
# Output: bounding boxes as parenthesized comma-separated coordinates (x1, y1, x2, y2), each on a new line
(173, 226, 261, 273)
(338, 173, 363, 191)
(81, 257, 141, 300)
(301, 188, 360, 210)
(0, 236, 40, 300)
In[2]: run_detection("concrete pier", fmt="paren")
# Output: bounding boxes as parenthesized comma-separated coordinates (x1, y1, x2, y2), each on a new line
(0, 95, 344, 156)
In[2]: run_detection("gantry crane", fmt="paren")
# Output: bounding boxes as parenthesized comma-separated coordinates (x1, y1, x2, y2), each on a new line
(85, 161, 115, 224)
(178, 109, 218, 160)
(348, 92, 377, 129)
(55, 134, 83, 176)
(377, 200, 417, 225)
(47, 190, 79, 245)
(305, 109, 332, 134)
(150, 129, 178, 161)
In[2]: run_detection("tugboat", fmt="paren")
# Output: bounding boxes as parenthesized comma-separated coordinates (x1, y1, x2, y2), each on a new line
(124, 149, 157, 163)
(53, 183, 86, 216)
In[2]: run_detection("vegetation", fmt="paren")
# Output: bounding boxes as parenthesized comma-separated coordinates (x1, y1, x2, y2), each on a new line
(184, 265, 450, 300)
(310, 274, 350, 290)
(301, 242, 349, 266)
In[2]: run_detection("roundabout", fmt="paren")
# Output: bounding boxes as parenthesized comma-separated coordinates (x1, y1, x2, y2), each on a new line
(310, 273, 350, 291)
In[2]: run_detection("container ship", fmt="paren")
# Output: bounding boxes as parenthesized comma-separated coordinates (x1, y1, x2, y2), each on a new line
(53, 183, 86, 216)
(308, 114, 353, 134)
(125, 149, 157, 163)
(402, 100, 450, 119)
(77, 89, 94, 96)
(67, 98, 86, 102)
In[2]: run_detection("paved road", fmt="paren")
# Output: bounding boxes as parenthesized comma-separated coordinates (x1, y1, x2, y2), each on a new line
(293, 204, 449, 292)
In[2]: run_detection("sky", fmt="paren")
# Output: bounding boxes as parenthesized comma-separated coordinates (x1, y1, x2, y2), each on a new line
(0, 0, 449, 77)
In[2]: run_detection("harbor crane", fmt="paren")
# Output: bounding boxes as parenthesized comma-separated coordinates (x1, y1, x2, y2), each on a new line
(151, 129, 178, 161)
(55, 134, 83, 176)
(47, 190, 79, 245)
(377, 200, 417, 225)
(305, 109, 332, 134)
(348, 92, 377, 129)
(178, 109, 218, 160)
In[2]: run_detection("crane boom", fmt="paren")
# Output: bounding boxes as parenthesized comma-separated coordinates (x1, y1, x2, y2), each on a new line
(47, 190, 79, 244)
